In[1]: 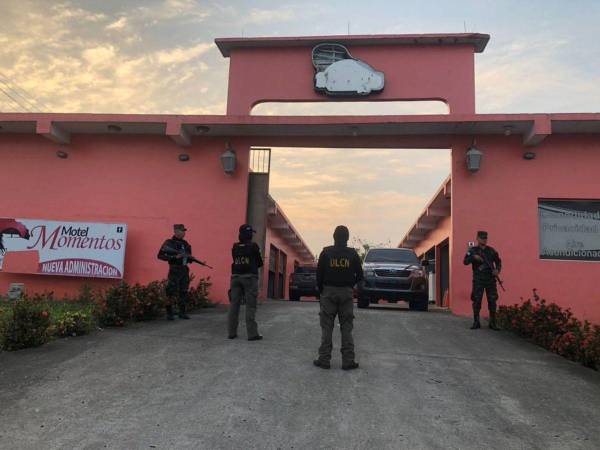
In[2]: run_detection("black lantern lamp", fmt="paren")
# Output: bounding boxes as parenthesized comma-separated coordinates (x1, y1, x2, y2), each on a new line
(221, 142, 237, 175)
(465, 140, 483, 173)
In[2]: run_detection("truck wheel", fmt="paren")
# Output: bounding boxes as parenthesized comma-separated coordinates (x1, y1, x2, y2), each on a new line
(357, 296, 370, 309)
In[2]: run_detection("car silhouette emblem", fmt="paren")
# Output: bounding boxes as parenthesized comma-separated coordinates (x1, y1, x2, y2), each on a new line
(0, 219, 30, 255)
(312, 43, 385, 96)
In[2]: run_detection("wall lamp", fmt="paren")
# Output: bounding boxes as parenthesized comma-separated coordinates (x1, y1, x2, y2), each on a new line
(523, 151, 536, 160)
(221, 142, 237, 175)
(107, 124, 122, 133)
(178, 153, 190, 162)
(56, 150, 69, 159)
(465, 141, 483, 172)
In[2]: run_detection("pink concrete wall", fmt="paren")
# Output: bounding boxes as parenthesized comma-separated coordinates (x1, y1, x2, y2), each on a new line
(411, 216, 451, 307)
(0, 134, 251, 303)
(261, 227, 309, 300)
(227, 45, 476, 115)
(451, 135, 600, 323)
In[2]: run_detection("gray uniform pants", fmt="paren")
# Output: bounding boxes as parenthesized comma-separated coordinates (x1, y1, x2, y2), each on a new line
(318, 285, 355, 364)
(228, 274, 259, 338)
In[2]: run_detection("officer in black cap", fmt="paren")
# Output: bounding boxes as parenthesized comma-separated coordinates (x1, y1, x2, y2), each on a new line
(314, 225, 363, 370)
(464, 230, 502, 330)
(157, 224, 192, 320)
(228, 224, 264, 340)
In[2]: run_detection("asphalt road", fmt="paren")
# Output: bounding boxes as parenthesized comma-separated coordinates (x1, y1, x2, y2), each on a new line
(1, 301, 599, 450)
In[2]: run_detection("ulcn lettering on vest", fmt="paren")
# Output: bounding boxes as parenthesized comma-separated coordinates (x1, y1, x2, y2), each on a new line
(235, 256, 250, 265)
(330, 257, 350, 268)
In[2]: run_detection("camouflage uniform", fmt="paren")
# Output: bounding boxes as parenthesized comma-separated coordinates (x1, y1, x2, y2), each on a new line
(157, 227, 192, 320)
(464, 241, 502, 328)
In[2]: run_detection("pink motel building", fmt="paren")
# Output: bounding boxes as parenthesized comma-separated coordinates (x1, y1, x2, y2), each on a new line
(1, 33, 600, 324)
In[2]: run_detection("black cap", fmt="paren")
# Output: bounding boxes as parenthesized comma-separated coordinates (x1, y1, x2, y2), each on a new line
(239, 224, 256, 234)
(174, 224, 187, 231)
(477, 230, 488, 239)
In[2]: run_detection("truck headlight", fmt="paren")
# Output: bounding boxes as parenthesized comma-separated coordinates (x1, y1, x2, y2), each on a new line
(410, 269, 425, 277)
(364, 269, 375, 277)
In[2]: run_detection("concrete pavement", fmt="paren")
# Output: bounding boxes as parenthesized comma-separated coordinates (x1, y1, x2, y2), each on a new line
(1, 301, 599, 450)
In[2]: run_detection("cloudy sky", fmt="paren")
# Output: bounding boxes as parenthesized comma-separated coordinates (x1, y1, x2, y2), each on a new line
(1, 0, 599, 254)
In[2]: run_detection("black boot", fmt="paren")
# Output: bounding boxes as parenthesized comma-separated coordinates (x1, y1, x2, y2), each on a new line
(166, 305, 175, 321)
(489, 311, 499, 330)
(470, 315, 481, 329)
(342, 361, 359, 371)
(313, 359, 330, 369)
(178, 304, 190, 320)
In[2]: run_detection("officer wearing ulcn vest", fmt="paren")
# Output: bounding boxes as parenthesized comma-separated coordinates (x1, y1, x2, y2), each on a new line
(228, 224, 264, 341)
(157, 224, 192, 320)
(464, 230, 502, 330)
(314, 225, 363, 370)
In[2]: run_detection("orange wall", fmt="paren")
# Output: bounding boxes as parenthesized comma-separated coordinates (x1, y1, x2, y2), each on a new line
(451, 135, 600, 323)
(0, 134, 251, 303)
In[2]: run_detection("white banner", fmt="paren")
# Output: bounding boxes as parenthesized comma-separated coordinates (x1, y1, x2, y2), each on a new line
(539, 201, 600, 261)
(0, 218, 127, 278)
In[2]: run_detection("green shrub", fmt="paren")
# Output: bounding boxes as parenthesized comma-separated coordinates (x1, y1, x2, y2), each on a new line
(188, 276, 213, 310)
(0, 277, 213, 351)
(130, 281, 166, 321)
(498, 290, 600, 370)
(53, 311, 96, 337)
(95, 282, 133, 327)
(580, 326, 600, 370)
(0, 296, 52, 351)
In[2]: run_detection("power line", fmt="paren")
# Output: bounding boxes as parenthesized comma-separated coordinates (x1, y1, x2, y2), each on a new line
(0, 78, 40, 111)
(0, 71, 50, 112)
(0, 98, 19, 112)
(0, 86, 33, 112)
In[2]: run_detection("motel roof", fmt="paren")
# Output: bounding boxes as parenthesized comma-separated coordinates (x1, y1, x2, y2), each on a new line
(215, 33, 491, 56)
(2, 113, 600, 146)
(398, 176, 451, 251)
(267, 195, 315, 262)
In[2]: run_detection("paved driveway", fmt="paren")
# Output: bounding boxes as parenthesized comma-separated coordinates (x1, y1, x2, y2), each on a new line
(1, 301, 599, 450)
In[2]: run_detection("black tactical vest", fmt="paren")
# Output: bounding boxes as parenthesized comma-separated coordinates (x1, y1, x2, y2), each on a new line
(231, 242, 261, 275)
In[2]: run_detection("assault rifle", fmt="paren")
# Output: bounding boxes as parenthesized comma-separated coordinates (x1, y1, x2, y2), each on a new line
(472, 247, 505, 292)
(161, 245, 214, 269)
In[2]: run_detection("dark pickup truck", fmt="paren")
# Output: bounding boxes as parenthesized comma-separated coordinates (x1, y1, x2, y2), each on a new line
(289, 265, 318, 301)
(357, 248, 429, 311)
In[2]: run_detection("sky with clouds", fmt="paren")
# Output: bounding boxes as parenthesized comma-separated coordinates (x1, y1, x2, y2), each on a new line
(1, 0, 599, 254)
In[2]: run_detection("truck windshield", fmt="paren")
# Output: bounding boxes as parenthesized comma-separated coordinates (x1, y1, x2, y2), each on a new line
(364, 249, 419, 264)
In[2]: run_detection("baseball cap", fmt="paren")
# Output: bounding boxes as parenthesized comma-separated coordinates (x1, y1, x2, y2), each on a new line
(239, 224, 256, 234)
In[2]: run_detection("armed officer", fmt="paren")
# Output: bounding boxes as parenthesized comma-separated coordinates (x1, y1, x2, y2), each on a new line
(157, 224, 192, 320)
(228, 224, 264, 341)
(463, 230, 502, 330)
(314, 225, 363, 370)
